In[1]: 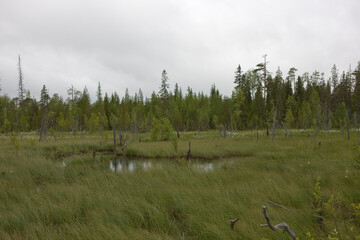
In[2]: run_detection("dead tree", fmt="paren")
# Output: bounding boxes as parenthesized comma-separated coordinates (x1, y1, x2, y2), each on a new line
(186, 141, 191, 161)
(281, 121, 291, 138)
(260, 205, 297, 240)
(356, 112, 360, 145)
(112, 116, 117, 172)
(271, 108, 277, 141)
(112, 116, 117, 159)
(345, 106, 350, 141)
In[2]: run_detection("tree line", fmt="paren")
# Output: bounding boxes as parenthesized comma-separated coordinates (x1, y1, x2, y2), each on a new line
(0, 55, 360, 140)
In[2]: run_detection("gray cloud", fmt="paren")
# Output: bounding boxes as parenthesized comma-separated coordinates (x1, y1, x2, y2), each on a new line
(0, 0, 359, 100)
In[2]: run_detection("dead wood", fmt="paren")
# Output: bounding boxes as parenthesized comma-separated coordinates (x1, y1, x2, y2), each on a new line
(281, 121, 291, 137)
(271, 108, 277, 141)
(230, 217, 239, 230)
(267, 200, 324, 221)
(260, 205, 297, 240)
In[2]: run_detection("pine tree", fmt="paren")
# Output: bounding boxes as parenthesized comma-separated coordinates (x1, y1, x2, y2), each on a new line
(287, 67, 297, 93)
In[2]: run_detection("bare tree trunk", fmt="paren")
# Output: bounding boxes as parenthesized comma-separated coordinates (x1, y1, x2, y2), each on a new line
(313, 125, 319, 143)
(356, 112, 360, 146)
(345, 107, 350, 141)
(224, 123, 227, 138)
(281, 121, 291, 138)
(112, 116, 117, 173)
(256, 124, 259, 142)
(39, 107, 48, 141)
(326, 117, 330, 138)
(119, 133, 123, 147)
(80, 127, 85, 139)
(72, 118, 77, 137)
(113, 116, 116, 159)
(354, 112, 357, 130)
(271, 108, 277, 141)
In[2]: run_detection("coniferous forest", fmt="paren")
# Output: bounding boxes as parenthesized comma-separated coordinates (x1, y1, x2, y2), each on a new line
(1, 56, 360, 138)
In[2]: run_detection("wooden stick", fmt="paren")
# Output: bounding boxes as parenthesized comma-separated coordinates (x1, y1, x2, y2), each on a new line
(230, 217, 239, 230)
(260, 206, 297, 240)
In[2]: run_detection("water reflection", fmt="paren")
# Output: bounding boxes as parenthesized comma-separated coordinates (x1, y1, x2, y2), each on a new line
(110, 158, 232, 173)
(110, 158, 155, 172)
(193, 162, 214, 172)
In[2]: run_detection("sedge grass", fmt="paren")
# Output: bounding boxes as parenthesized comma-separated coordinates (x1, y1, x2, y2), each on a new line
(0, 130, 359, 239)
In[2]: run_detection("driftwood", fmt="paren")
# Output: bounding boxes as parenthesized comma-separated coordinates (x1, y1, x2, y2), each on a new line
(260, 205, 297, 240)
(230, 217, 239, 230)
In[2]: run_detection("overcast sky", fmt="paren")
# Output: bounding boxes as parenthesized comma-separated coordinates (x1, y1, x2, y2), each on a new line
(0, 0, 359, 101)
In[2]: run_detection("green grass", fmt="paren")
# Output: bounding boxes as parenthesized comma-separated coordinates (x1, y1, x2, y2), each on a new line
(0, 130, 359, 239)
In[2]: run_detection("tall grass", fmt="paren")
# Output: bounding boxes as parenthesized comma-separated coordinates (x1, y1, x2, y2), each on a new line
(0, 130, 359, 239)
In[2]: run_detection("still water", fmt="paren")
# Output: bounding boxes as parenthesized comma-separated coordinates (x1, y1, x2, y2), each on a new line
(109, 158, 232, 173)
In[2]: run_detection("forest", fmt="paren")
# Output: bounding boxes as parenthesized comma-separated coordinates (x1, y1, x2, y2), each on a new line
(1, 56, 360, 139)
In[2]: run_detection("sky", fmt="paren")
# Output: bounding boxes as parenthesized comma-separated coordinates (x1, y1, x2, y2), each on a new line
(0, 0, 359, 101)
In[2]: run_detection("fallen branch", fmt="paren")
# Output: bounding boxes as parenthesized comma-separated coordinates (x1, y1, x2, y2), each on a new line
(230, 217, 239, 230)
(260, 205, 297, 240)
(268, 200, 289, 210)
(267, 200, 325, 221)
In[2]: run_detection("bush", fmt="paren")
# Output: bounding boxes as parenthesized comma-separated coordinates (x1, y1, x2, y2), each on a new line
(151, 117, 174, 141)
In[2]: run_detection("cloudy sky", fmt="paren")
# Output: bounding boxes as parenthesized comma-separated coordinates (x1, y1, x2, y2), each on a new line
(0, 0, 359, 101)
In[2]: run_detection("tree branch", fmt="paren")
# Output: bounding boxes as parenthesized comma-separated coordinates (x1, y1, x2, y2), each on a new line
(260, 205, 297, 240)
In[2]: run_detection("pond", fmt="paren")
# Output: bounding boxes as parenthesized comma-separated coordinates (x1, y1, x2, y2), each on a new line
(109, 158, 234, 173)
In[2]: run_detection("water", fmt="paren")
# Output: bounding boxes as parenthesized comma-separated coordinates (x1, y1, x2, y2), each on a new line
(109, 158, 156, 172)
(109, 158, 233, 173)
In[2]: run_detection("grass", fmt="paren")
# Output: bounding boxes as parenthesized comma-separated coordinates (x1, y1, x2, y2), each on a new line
(0, 130, 359, 239)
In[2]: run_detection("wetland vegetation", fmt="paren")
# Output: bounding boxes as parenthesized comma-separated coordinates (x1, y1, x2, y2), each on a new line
(1, 130, 360, 239)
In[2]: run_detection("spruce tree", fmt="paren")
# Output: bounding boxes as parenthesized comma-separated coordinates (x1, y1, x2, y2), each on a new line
(39, 85, 50, 141)
(159, 70, 170, 113)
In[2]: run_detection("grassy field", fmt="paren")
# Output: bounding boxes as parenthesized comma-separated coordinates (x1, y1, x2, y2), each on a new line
(0, 130, 359, 239)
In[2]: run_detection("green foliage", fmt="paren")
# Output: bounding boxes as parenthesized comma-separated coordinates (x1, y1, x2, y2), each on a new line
(10, 132, 19, 155)
(3, 118, 11, 133)
(313, 176, 322, 208)
(170, 134, 178, 153)
(88, 112, 107, 134)
(353, 145, 360, 168)
(0, 132, 359, 239)
(151, 117, 174, 141)
(284, 108, 295, 128)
